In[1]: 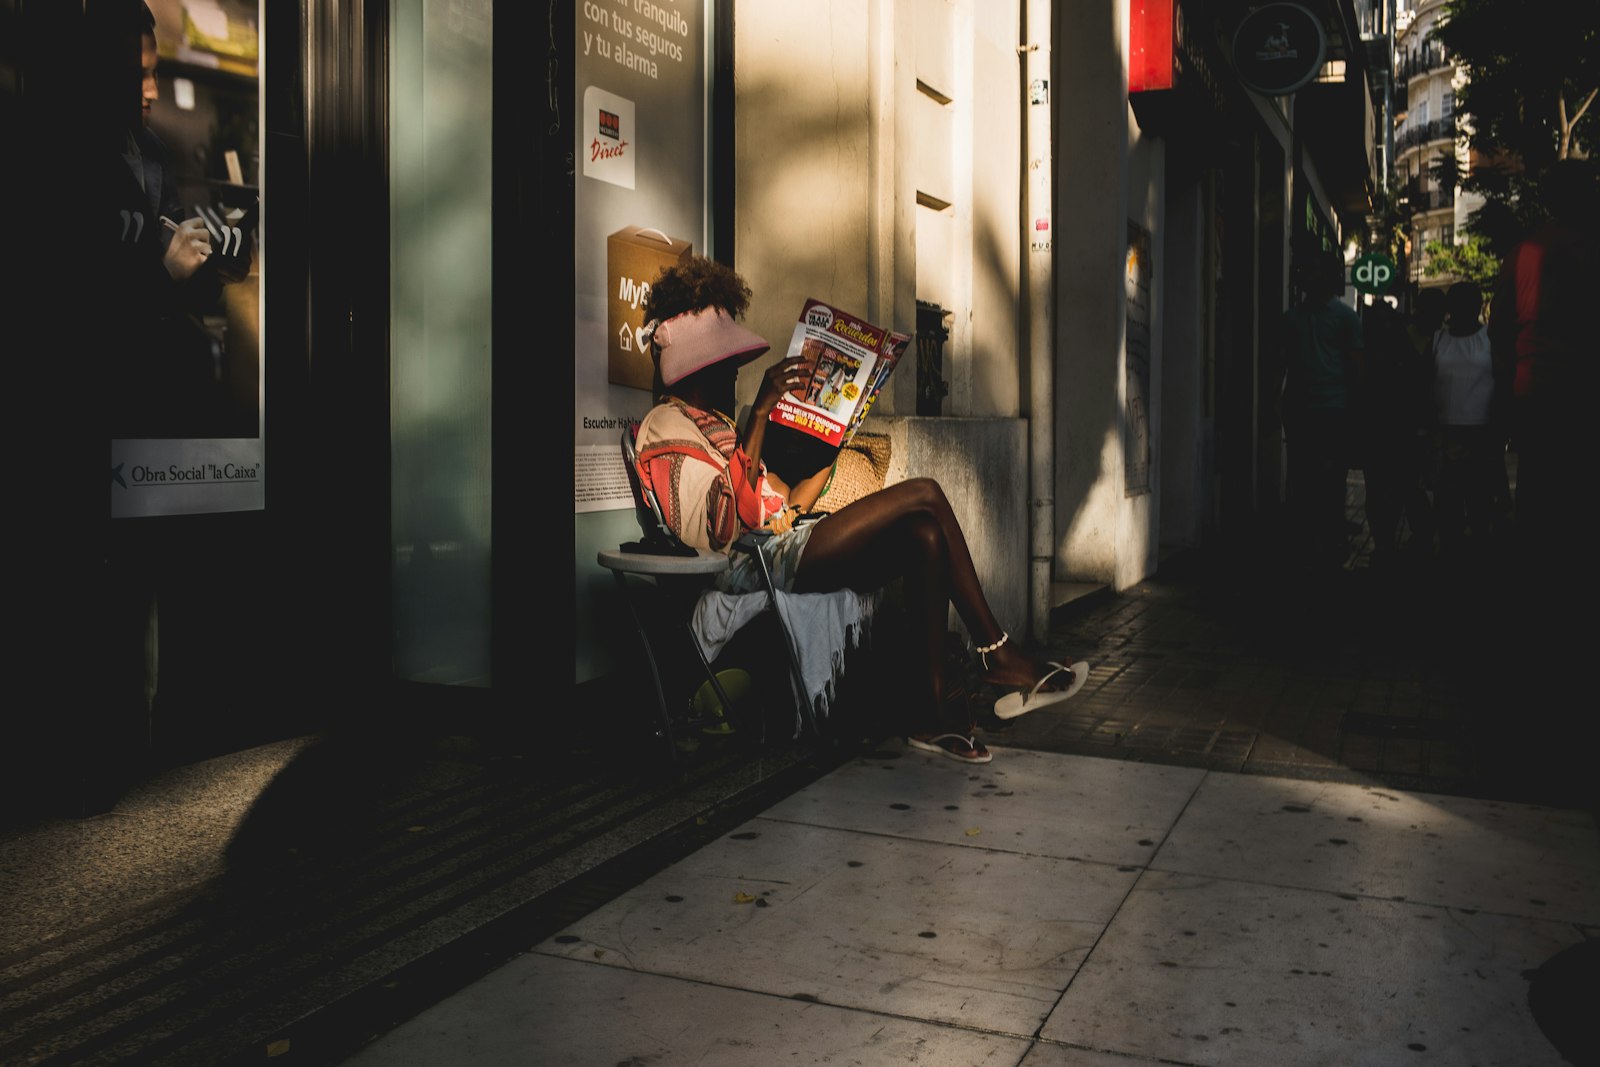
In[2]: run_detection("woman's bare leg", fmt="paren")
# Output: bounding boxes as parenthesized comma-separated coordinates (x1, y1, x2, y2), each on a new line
(794, 479, 954, 715)
(793, 479, 1067, 703)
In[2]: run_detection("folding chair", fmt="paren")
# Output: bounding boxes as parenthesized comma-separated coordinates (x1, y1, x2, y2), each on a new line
(596, 424, 818, 760)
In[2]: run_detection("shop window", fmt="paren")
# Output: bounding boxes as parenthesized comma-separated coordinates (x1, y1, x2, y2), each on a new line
(389, 0, 494, 686)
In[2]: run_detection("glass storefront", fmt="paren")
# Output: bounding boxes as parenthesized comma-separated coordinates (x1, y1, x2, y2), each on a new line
(389, 0, 495, 686)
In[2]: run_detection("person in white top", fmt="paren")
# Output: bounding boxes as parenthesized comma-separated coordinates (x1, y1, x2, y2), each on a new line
(1430, 281, 1510, 558)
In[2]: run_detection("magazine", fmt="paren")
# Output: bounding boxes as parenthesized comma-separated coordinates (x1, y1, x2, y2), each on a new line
(767, 298, 910, 451)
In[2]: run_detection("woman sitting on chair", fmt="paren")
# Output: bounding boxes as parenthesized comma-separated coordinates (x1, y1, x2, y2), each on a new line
(633, 256, 1089, 764)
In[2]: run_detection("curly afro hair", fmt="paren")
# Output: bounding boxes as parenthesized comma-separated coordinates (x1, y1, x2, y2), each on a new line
(643, 256, 752, 326)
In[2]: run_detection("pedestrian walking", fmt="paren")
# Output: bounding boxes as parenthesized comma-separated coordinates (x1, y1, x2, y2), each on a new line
(1278, 249, 1364, 569)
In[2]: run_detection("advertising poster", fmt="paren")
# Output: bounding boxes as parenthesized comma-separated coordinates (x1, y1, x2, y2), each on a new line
(573, 0, 710, 514)
(109, 0, 264, 518)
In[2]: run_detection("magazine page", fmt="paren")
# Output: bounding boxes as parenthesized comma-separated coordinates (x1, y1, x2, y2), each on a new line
(768, 299, 895, 449)
(841, 330, 910, 445)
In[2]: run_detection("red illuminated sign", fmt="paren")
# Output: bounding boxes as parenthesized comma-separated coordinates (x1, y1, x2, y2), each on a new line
(1129, 0, 1176, 93)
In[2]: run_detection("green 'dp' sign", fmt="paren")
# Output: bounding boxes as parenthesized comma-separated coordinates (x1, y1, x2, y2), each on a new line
(1350, 252, 1397, 296)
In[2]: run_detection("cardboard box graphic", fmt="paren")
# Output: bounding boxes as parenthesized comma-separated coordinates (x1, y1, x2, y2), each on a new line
(607, 226, 693, 390)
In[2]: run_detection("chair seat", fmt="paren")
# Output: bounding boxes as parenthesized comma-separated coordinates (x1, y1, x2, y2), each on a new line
(597, 547, 731, 577)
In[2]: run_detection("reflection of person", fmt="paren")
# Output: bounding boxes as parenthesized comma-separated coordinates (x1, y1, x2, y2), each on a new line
(633, 257, 1089, 764)
(100, 2, 226, 439)
(1278, 250, 1364, 568)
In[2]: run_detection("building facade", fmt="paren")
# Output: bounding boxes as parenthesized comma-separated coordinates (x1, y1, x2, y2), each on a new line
(1393, 0, 1484, 289)
(575, 0, 1381, 687)
(5, 0, 1381, 803)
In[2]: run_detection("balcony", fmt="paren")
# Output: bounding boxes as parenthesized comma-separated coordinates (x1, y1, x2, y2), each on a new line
(1399, 42, 1452, 81)
(1399, 183, 1452, 212)
(1395, 118, 1455, 153)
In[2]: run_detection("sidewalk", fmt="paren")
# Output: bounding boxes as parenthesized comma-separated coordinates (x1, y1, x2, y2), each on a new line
(3, 524, 1595, 1066)
(332, 515, 1600, 1066)
(337, 741, 1600, 1066)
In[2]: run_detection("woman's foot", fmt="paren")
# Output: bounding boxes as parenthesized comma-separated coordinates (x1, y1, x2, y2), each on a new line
(973, 632, 1091, 720)
(907, 732, 992, 764)
(977, 633, 1079, 693)
(992, 659, 1090, 719)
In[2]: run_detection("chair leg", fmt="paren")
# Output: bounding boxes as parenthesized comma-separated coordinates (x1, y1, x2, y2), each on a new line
(610, 571, 680, 761)
(679, 617, 745, 734)
(613, 571, 762, 760)
(750, 544, 820, 741)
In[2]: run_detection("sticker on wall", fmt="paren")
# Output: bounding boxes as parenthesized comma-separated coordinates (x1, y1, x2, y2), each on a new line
(583, 86, 635, 189)
(1030, 215, 1052, 254)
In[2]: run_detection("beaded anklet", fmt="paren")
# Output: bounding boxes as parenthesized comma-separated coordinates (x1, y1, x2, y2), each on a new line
(974, 632, 1008, 672)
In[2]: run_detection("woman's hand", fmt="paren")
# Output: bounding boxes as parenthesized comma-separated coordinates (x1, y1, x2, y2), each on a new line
(739, 355, 810, 490)
(751, 355, 810, 421)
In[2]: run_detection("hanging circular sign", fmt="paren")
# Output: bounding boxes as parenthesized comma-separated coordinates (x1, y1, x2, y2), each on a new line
(1231, 3, 1327, 96)
(1350, 252, 1398, 295)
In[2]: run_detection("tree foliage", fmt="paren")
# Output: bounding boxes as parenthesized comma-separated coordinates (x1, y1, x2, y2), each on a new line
(1435, 0, 1597, 167)
(1433, 0, 1598, 253)
(1366, 184, 1408, 260)
(1420, 233, 1500, 289)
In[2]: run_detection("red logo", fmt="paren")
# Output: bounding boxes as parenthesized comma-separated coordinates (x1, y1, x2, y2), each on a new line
(590, 137, 628, 162)
(599, 109, 620, 141)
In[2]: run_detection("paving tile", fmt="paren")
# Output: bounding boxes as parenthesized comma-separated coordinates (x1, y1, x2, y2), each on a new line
(1133, 707, 1202, 727)
(1422, 743, 1474, 778)
(533, 818, 1140, 1036)
(340, 953, 1030, 1066)
(1249, 739, 1339, 767)
(1018, 1043, 1170, 1065)
(1382, 738, 1424, 775)
(759, 747, 1205, 867)
(1340, 735, 1384, 770)
(1041, 870, 1582, 1066)
(1152, 773, 1600, 923)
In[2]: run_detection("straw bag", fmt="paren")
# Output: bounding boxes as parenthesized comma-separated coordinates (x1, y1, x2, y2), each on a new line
(816, 432, 892, 511)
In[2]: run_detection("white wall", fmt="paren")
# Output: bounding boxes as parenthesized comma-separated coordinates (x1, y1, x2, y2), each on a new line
(733, 0, 1021, 421)
(733, 2, 879, 387)
(914, 0, 1025, 418)
(1052, 0, 1133, 585)
(730, 0, 1031, 628)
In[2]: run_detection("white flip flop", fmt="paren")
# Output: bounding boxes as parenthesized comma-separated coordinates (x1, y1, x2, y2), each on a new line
(993, 660, 1090, 720)
(906, 733, 993, 764)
